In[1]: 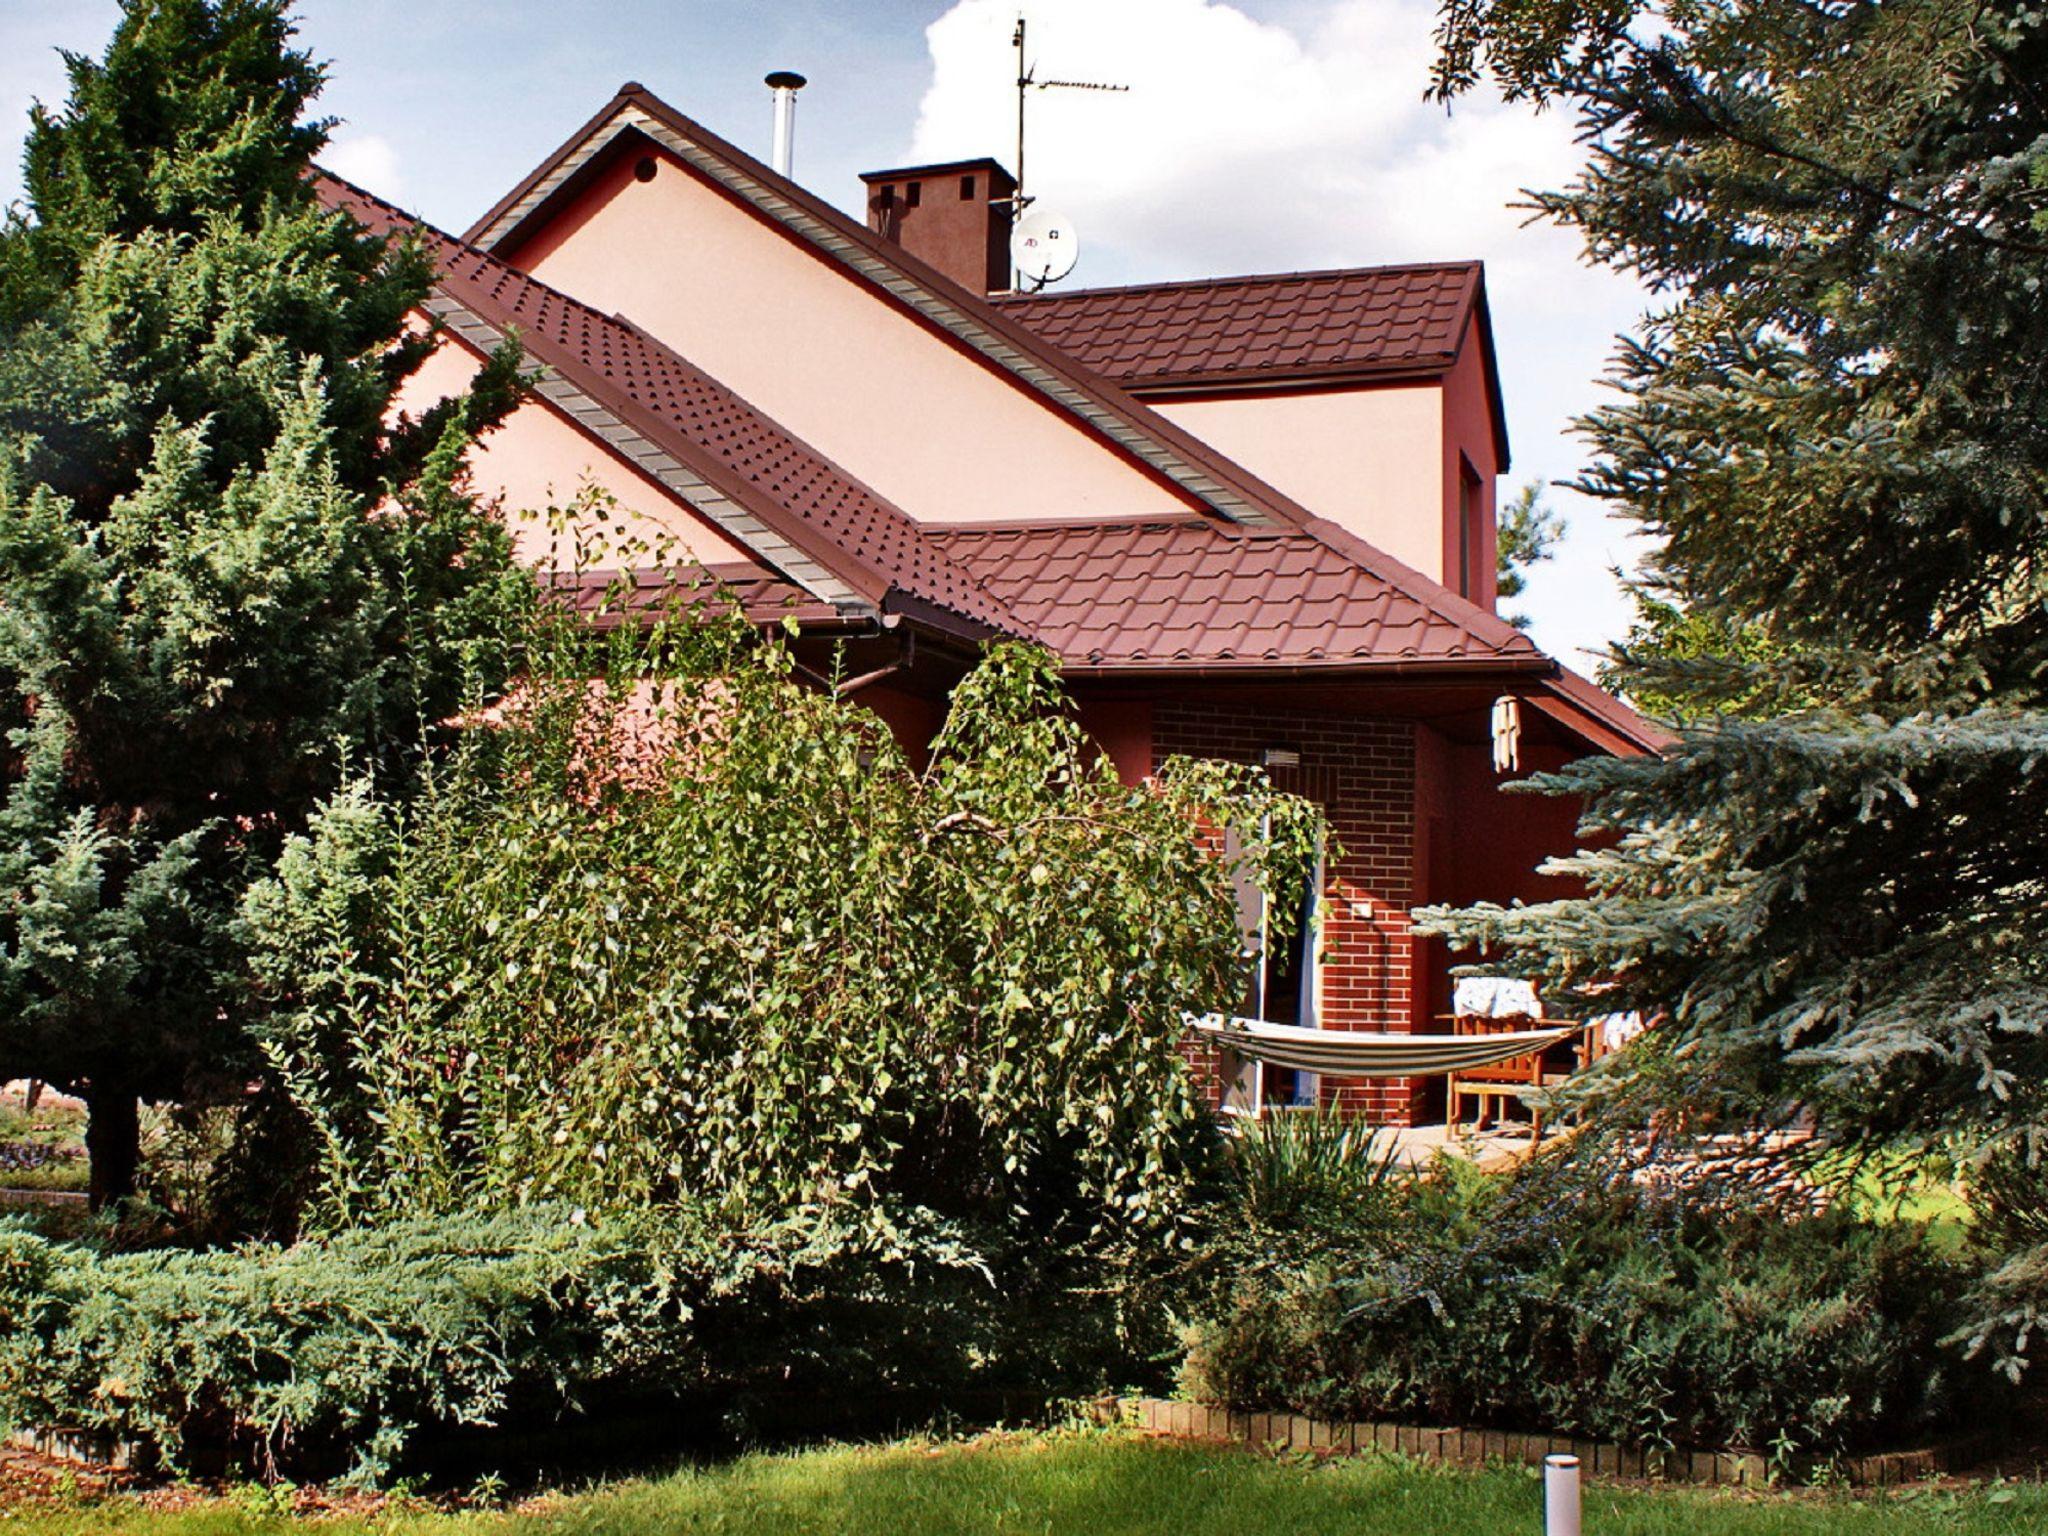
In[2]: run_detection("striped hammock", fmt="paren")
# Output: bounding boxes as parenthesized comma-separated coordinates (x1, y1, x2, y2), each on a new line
(1191, 1015, 1575, 1079)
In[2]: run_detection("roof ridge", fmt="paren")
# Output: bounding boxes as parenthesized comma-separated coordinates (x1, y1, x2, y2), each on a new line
(990, 262, 1484, 304)
(923, 513, 1228, 537)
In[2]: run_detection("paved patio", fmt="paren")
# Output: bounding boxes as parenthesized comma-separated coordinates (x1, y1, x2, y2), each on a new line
(1384, 1119, 1544, 1169)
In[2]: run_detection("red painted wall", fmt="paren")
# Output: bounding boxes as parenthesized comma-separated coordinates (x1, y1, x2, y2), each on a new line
(1440, 315, 1502, 611)
(1411, 727, 1587, 1057)
(1076, 697, 1155, 786)
(1438, 738, 1585, 911)
(857, 682, 947, 773)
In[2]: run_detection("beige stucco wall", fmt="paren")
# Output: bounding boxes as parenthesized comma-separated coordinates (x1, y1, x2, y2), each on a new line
(1154, 383, 1449, 585)
(506, 152, 1197, 525)
(396, 339, 757, 573)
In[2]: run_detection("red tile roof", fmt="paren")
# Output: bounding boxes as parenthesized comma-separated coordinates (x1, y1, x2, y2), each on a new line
(313, 161, 1656, 747)
(927, 519, 1536, 669)
(996, 265, 1480, 389)
(318, 172, 1017, 637)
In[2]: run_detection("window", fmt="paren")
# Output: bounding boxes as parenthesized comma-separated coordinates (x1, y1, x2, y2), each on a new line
(960, 173, 977, 199)
(877, 183, 895, 209)
(1457, 457, 1482, 598)
(905, 181, 922, 208)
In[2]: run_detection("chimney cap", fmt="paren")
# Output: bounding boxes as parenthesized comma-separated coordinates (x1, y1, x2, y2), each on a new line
(764, 69, 808, 90)
(858, 156, 1016, 191)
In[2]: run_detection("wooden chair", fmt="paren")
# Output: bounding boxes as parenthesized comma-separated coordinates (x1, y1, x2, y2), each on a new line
(1442, 1014, 1591, 1146)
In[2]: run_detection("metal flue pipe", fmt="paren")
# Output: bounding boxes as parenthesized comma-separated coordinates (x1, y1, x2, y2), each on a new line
(765, 70, 807, 178)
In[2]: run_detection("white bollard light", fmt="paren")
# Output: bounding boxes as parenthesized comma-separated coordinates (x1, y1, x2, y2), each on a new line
(1544, 1453, 1583, 1536)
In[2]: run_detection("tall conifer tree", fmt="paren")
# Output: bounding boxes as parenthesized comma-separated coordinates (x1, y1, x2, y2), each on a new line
(0, 0, 524, 1205)
(1420, 0, 2048, 1367)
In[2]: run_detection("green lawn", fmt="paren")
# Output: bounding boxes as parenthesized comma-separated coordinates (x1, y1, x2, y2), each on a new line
(3, 1432, 2040, 1535)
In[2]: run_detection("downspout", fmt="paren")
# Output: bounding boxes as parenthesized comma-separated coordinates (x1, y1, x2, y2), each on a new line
(788, 629, 918, 698)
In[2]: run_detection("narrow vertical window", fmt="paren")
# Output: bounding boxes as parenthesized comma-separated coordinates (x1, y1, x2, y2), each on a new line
(1458, 458, 1482, 598)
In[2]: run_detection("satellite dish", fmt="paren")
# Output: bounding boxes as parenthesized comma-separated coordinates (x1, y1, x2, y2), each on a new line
(1011, 207, 1080, 287)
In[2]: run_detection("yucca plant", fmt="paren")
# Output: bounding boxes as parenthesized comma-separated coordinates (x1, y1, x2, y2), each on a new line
(1218, 1110, 1409, 1260)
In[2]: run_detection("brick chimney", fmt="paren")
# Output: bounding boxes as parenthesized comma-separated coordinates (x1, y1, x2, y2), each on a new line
(860, 159, 1017, 294)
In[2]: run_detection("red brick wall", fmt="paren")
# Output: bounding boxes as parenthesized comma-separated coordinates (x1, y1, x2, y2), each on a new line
(1153, 702, 1427, 1124)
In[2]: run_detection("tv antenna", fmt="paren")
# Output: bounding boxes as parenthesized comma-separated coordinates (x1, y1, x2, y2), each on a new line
(1011, 14, 1127, 284)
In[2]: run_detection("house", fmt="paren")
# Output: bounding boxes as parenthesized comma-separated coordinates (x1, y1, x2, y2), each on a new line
(318, 81, 1660, 1126)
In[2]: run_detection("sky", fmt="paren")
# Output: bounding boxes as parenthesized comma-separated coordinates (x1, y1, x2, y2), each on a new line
(0, 0, 1656, 665)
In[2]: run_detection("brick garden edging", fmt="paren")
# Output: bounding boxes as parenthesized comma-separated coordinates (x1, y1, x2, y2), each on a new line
(1114, 1396, 1988, 1488)
(6, 1427, 139, 1471)
(0, 1187, 86, 1208)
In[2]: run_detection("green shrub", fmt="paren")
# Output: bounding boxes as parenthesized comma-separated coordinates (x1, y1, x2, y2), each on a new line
(1208, 1111, 1408, 1259)
(0, 1209, 662, 1482)
(0, 1203, 1005, 1484)
(1183, 1146, 1983, 1469)
(242, 594, 1320, 1261)
(2, 571, 1328, 1485)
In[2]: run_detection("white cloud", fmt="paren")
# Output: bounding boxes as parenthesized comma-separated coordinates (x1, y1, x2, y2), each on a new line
(911, 0, 1655, 665)
(321, 131, 407, 204)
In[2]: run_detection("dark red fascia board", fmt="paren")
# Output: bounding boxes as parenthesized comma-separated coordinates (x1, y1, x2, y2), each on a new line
(1529, 670, 1674, 756)
(879, 587, 1009, 643)
(465, 84, 655, 246)
(1464, 276, 1512, 473)
(1058, 655, 1557, 681)
(1116, 362, 1463, 399)
(1058, 656, 1662, 758)
(1523, 688, 1653, 759)
(857, 158, 1016, 186)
